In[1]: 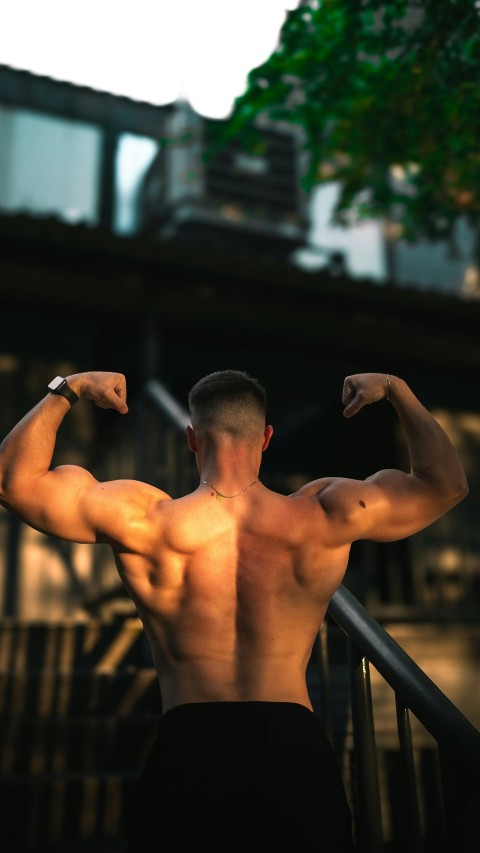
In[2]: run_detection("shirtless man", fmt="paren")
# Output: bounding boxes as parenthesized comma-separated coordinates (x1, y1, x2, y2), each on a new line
(0, 369, 468, 851)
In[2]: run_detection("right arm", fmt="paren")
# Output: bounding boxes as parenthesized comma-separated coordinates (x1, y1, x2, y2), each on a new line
(296, 373, 469, 544)
(0, 370, 168, 546)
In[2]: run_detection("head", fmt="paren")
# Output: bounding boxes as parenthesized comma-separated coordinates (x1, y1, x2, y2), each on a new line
(187, 369, 271, 448)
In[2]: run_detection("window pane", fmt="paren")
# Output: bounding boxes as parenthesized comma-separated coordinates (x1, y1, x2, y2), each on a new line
(114, 133, 158, 235)
(0, 106, 101, 224)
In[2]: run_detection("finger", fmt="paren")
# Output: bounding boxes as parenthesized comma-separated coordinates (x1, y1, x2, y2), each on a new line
(342, 377, 356, 406)
(114, 375, 127, 402)
(113, 393, 129, 414)
(104, 389, 129, 414)
(114, 381, 128, 413)
(343, 390, 365, 418)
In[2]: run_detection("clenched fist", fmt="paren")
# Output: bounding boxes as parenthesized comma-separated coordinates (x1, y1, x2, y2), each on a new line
(67, 371, 129, 414)
(342, 373, 392, 418)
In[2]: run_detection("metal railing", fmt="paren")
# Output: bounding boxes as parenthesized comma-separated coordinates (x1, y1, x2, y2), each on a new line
(323, 585, 480, 852)
(139, 379, 480, 852)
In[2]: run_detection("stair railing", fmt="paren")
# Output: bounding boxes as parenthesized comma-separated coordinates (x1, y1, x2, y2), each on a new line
(321, 584, 480, 853)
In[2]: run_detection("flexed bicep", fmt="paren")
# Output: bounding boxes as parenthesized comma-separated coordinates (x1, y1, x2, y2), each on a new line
(320, 371, 468, 544)
(318, 469, 460, 545)
(359, 469, 458, 541)
(1, 465, 106, 543)
(0, 369, 132, 542)
(1, 464, 168, 548)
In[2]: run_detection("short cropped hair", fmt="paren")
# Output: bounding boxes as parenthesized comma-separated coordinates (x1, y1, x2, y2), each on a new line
(188, 370, 266, 438)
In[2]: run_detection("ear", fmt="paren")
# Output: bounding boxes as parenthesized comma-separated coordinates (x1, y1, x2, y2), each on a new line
(186, 425, 197, 453)
(262, 425, 274, 452)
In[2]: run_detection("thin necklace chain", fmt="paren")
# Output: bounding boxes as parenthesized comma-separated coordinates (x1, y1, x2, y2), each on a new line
(201, 479, 260, 501)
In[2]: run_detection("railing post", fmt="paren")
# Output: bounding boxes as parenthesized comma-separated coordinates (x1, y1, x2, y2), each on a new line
(347, 639, 383, 853)
(314, 623, 334, 747)
(395, 695, 423, 852)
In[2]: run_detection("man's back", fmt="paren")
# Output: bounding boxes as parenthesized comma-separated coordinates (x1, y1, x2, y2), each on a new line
(115, 483, 351, 712)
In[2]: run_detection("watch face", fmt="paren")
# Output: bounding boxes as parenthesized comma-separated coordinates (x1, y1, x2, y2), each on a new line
(48, 376, 66, 391)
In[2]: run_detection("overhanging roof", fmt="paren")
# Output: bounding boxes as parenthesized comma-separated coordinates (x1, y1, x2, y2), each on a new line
(0, 63, 171, 136)
(1, 212, 479, 388)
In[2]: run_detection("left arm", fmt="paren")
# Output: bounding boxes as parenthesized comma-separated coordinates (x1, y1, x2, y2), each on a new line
(293, 373, 468, 545)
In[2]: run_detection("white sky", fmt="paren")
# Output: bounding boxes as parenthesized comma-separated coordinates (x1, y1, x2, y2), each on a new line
(1, 0, 300, 119)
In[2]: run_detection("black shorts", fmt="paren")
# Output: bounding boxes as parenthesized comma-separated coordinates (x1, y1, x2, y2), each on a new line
(125, 701, 355, 851)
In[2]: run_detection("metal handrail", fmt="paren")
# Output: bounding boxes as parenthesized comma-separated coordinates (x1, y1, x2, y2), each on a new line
(327, 584, 480, 852)
(144, 379, 190, 431)
(328, 584, 480, 774)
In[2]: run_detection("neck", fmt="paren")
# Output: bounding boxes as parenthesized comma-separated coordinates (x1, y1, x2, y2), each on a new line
(191, 428, 269, 496)
(197, 444, 261, 492)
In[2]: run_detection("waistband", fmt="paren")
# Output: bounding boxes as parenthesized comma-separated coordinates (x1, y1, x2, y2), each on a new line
(161, 700, 315, 724)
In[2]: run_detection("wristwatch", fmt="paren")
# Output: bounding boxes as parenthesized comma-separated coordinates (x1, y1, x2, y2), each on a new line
(47, 376, 79, 406)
